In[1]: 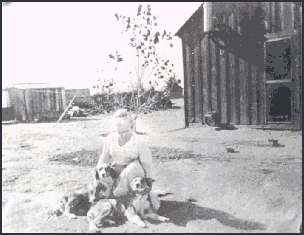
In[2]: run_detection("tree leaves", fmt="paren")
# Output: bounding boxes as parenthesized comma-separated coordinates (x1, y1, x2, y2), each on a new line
(126, 17, 131, 31)
(114, 13, 119, 21)
(153, 37, 159, 44)
(147, 4, 152, 16)
(109, 52, 123, 62)
(111, 4, 176, 113)
(137, 4, 142, 16)
(162, 30, 167, 39)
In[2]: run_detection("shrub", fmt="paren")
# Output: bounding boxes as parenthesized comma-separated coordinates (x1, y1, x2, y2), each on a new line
(69, 89, 174, 116)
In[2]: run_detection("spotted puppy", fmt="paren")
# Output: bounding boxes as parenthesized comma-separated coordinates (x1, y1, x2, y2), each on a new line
(124, 177, 170, 228)
(48, 163, 117, 220)
(92, 162, 118, 201)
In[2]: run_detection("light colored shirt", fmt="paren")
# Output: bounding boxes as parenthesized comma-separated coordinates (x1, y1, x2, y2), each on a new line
(97, 132, 153, 178)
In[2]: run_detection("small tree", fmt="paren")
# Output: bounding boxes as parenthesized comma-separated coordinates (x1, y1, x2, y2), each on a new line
(112, 4, 175, 131)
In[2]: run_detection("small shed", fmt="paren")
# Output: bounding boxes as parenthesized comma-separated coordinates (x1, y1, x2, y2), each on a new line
(3, 83, 67, 122)
(65, 88, 90, 106)
(175, 2, 302, 130)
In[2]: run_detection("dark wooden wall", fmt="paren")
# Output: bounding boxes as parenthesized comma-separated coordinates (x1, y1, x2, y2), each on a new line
(180, 2, 302, 129)
(7, 88, 66, 122)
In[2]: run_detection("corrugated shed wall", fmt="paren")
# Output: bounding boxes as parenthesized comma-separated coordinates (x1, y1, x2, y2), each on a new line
(181, 2, 302, 129)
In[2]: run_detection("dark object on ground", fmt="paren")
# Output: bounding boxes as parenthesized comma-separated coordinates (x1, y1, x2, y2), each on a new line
(157, 192, 174, 198)
(227, 148, 236, 153)
(205, 112, 221, 127)
(185, 197, 197, 203)
(67, 106, 90, 118)
(135, 131, 147, 135)
(258, 169, 274, 175)
(268, 139, 285, 147)
(215, 123, 238, 131)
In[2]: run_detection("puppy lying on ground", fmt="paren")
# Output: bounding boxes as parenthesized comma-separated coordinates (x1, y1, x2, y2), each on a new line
(87, 176, 170, 231)
(48, 163, 117, 220)
(87, 198, 125, 232)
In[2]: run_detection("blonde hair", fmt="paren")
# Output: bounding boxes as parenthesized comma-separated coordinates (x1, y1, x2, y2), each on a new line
(111, 109, 134, 132)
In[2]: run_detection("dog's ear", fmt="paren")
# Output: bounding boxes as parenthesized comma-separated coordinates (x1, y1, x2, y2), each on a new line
(145, 178, 155, 188)
(94, 169, 100, 181)
(110, 168, 118, 179)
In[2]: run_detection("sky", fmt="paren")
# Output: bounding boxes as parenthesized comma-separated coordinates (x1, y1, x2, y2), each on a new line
(2, 2, 203, 92)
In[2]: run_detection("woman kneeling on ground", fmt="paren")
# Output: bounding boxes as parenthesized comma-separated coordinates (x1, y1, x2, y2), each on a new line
(96, 109, 161, 212)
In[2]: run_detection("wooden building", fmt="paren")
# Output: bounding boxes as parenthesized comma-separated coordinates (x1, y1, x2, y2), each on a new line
(175, 2, 302, 130)
(2, 83, 67, 122)
(65, 88, 90, 106)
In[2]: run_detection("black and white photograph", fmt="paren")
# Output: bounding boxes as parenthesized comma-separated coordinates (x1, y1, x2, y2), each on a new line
(2, 2, 302, 233)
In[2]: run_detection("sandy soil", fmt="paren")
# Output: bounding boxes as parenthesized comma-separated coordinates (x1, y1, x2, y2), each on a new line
(2, 99, 302, 233)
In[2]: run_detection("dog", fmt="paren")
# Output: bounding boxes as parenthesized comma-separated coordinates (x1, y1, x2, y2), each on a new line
(48, 163, 117, 220)
(87, 198, 125, 232)
(124, 176, 170, 228)
(92, 162, 118, 201)
(86, 177, 171, 231)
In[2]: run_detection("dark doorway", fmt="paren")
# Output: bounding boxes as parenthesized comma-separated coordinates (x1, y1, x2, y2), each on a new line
(267, 84, 292, 122)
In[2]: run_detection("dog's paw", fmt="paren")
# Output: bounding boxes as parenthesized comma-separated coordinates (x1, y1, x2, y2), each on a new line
(160, 216, 170, 222)
(66, 213, 77, 221)
(138, 221, 147, 228)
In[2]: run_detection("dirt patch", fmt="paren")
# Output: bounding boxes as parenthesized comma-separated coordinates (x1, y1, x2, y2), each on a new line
(2, 99, 302, 233)
(49, 149, 102, 167)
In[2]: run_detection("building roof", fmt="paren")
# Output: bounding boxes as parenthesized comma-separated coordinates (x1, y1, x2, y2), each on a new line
(175, 3, 204, 38)
(5, 83, 64, 90)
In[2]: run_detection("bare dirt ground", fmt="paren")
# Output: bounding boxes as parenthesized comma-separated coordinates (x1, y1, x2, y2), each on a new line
(2, 99, 302, 233)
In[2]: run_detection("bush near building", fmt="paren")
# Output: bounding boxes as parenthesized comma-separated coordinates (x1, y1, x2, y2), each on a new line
(76, 89, 173, 116)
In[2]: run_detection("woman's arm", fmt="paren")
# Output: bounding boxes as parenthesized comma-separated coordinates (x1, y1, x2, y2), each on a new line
(97, 135, 112, 168)
(138, 142, 154, 179)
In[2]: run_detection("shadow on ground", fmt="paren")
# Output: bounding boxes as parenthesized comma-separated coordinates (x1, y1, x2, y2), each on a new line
(158, 200, 266, 231)
(215, 124, 238, 131)
(49, 147, 198, 167)
(49, 149, 102, 167)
